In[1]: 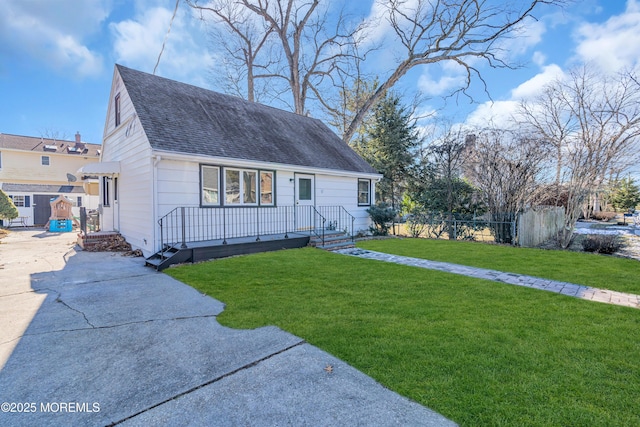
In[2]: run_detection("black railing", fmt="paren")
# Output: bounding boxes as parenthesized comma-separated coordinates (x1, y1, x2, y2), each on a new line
(157, 205, 354, 259)
(317, 205, 355, 242)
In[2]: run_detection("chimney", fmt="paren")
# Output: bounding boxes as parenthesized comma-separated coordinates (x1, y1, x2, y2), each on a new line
(74, 131, 86, 150)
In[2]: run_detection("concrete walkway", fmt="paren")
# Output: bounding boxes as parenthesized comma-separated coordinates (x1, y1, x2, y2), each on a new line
(335, 248, 640, 309)
(0, 229, 455, 426)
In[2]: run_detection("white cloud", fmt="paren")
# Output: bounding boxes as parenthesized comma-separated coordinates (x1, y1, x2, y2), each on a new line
(418, 68, 466, 97)
(110, 4, 215, 88)
(532, 51, 547, 67)
(465, 61, 564, 128)
(465, 100, 520, 129)
(510, 64, 564, 99)
(497, 17, 546, 59)
(574, 0, 640, 73)
(0, 0, 107, 77)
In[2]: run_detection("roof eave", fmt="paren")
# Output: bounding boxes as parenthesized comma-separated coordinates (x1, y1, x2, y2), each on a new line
(151, 148, 382, 179)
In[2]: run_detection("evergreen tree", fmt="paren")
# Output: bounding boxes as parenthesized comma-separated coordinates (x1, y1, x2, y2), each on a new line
(611, 177, 640, 212)
(359, 93, 420, 210)
(0, 189, 19, 224)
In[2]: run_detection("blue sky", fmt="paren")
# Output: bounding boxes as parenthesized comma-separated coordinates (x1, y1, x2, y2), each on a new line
(0, 0, 638, 146)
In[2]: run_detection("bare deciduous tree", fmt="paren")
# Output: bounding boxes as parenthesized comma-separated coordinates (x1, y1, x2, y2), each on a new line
(187, 0, 277, 102)
(188, 0, 367, 114)
(464, 128, 549, 243)
(341, 0, 564, 142)
(188, 0, 563, 142)
(520, 66, 640, 247)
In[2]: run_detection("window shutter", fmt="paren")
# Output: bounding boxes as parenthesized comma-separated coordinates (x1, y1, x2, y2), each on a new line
(25, 196, 31, 207)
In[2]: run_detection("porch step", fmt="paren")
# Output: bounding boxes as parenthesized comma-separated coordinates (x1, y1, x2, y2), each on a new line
(145, 245, 193, 271)
(309, 230, 355, 251)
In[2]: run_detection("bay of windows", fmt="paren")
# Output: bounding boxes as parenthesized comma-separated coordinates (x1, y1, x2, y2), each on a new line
(201, 165, 274, 207)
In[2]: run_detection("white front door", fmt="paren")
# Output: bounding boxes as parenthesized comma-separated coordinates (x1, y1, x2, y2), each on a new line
(294, 174, 315, 231)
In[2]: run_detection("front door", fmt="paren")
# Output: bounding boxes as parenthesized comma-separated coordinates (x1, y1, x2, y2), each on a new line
(294, 174, 315, 231)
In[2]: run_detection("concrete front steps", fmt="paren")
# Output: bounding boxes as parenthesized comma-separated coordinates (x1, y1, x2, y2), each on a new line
(309, 230, 355, 251)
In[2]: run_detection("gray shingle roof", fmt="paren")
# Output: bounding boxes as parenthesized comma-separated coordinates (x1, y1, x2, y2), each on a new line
(0, 133, 101, 156)
(2, 183, 84, 193)
(116, 65, 378, 175)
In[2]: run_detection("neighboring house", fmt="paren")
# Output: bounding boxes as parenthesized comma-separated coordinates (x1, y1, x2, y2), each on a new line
(81, 64, 381, 266)
(0, 133, 101, 226)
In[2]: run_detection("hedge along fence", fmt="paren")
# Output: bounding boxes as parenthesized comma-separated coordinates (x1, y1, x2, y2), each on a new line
(517, 206, 565, 247)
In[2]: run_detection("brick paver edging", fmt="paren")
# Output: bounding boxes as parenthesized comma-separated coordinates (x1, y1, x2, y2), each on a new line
(335, 249, 640, 309)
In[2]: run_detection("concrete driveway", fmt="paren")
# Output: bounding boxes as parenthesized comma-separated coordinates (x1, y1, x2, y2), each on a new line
(0, 229, 456, 426)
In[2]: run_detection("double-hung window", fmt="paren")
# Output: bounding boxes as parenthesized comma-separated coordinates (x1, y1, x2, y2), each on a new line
(260, 171, 274, 205)
(201, 166, 220, 206)
(358, 179, 371, 206)
(41, 155, 50, 166)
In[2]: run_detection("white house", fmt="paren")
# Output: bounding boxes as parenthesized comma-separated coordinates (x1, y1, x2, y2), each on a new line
(81, 65, 381, 268)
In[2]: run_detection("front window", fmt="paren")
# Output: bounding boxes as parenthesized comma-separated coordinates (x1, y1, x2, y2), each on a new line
(202, 165, 220, 206)
(260, 171, 274, 205)
(41, 156, 50, 166)
(226, 168, 258, 205)
(358, 179, 371, 206)
(202, 165, 274, 207)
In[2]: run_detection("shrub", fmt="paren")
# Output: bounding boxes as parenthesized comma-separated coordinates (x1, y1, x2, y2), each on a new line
(592, 211, 617, 222)
(0, 189, 19, 224)
(581, 234, 622, 254)
(405, 212, 428, 238)
(367, 203, 397, 236)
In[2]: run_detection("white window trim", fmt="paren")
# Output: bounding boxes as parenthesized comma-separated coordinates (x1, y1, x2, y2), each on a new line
(41, 155, 50, 166)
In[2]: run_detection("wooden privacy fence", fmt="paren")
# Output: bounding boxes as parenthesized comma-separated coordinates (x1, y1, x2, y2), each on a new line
(517, 206, 565, 247)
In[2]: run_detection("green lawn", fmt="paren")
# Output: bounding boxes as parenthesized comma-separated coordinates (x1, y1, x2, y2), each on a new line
(166, 247, 640, 426)
(358, 237, 640, 295)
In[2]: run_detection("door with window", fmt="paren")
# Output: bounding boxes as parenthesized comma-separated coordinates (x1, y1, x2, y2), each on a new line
(101, 175, 120, 231)
(294, 174, 315, 231)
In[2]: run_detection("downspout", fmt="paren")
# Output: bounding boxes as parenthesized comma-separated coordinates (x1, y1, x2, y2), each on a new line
(152, 154, 161, 254)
